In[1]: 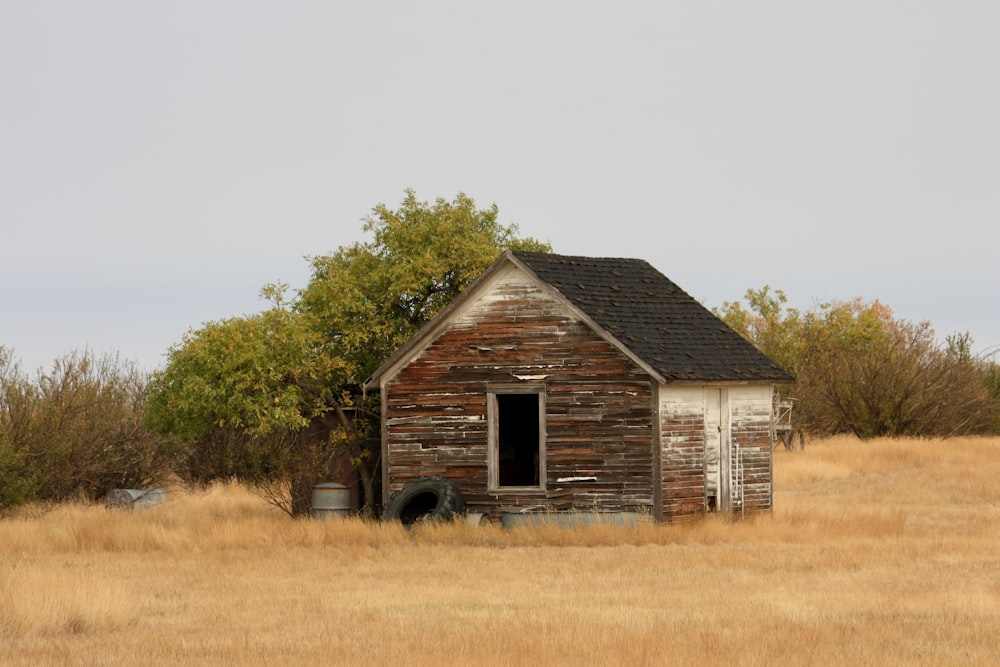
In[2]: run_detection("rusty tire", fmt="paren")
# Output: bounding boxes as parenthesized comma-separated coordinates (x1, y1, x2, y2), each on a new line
(383, 477, 466, 525)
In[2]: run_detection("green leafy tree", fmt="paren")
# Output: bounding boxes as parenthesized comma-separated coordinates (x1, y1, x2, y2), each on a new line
(145, 292, 355, 516)
(145, 191, 550, 516)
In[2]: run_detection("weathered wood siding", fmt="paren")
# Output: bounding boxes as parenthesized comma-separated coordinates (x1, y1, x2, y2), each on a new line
(659, 384, 774, 521)
(659, 386, 708, 521)
(729, 385, 774, 513)
(383, 267, 654, 516)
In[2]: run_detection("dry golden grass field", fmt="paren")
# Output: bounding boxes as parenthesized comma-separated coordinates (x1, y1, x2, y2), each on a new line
(2, 435, 1000, 666)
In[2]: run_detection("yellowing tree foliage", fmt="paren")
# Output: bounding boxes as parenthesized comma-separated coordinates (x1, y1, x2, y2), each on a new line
(716, 287, 998, 438)
(297, 190, 550, 381)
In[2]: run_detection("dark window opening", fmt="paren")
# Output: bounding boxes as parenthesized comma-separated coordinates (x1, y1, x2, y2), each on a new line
(496, 393, 540, 487)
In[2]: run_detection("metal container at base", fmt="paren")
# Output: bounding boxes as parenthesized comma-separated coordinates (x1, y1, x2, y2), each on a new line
(106, 488, 166, 510)
(500, 511, 638, 529)
(311, 482, 350, 519)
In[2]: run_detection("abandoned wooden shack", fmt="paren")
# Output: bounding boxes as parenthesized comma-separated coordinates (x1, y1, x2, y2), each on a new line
(365, 251, 793, 523)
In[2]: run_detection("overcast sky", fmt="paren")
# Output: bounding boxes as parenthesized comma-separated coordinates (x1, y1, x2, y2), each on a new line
(2, 1, 998, 373)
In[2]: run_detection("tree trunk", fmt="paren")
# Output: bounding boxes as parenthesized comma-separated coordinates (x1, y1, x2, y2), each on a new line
(353, 453, 377, 516)
(290, 472, 315, 517)
(326, 401, 381, 515)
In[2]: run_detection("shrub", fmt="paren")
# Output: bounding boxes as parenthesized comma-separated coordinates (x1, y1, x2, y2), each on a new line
(0, 347, 177, 507)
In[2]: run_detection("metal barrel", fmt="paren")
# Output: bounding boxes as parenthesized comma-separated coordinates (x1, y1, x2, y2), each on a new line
(311, 482, 350, 519)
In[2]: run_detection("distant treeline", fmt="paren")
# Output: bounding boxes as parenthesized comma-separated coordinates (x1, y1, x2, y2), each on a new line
(715, 287, 1000, 439)
(3, 294, 998, 512)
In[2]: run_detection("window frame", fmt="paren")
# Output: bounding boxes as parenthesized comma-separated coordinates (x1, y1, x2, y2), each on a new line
(487, 385, 546, 493)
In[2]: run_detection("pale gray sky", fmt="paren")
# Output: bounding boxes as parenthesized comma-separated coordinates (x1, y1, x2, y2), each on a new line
(2, 1, 998, 372)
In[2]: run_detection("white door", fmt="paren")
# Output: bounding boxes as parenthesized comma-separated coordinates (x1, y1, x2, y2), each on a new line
(704, 388, 731, 512)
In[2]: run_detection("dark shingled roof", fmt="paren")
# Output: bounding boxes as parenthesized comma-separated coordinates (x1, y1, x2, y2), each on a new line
(512, 251, 793, 383)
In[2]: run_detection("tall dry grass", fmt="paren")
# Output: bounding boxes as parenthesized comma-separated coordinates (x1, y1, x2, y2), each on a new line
(2, 436, 1000, 666)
